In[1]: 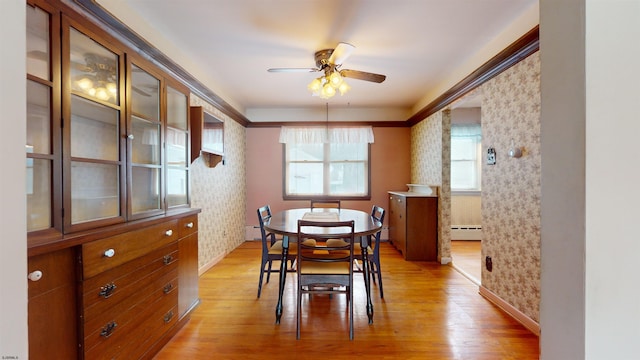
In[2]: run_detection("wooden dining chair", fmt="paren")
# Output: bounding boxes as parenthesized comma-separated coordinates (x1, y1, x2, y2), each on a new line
(327, 205, 386, 298)
(310, 199, 341, 210)
(256, 205, 294, 298)
(296, 219, 355, 340)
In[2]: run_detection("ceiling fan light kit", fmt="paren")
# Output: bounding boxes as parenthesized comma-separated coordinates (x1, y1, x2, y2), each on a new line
(308, 69, 349, 99)
(268, 42, 385, 100)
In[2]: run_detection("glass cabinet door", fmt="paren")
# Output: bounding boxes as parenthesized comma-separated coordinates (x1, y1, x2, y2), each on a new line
(26, 2, 60, 233)
(64, 23, 125, 230)
(165, 84, 190, 208)
(129, 63, 163, 218)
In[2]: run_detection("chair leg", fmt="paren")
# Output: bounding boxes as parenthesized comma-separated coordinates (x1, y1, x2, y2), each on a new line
(296, 285, 302, 339)
(375, 261, 384, 299)
(257, 260, 266, 298)
(266, 260, 273, 283)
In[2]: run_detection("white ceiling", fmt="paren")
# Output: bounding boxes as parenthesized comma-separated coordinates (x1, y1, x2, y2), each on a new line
(97, 0, 538, 120)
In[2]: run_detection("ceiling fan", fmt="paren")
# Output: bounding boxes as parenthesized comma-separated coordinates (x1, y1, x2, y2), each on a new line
(268, 42, 386, 98)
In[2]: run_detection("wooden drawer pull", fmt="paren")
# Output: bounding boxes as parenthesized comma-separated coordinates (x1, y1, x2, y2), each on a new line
(99, 283, 117, 299)
(165, 229, 173, 236)
(163, 310, 174, 324)
(163, 283, 174, 294)
(100, 321, 117, 338)
(163, 255, 174, 265)
(186, 222, 194, 228)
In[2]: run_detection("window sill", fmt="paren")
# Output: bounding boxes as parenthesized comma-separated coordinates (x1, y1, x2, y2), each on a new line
(451, 190, 481, 196)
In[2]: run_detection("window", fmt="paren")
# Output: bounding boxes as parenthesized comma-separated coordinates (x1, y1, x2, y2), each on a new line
(451, 124, 482, 191)
(281, 127, 373, 199)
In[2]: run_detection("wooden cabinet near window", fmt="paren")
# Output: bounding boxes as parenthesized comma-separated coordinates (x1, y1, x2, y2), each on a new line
(388, 192, 438, 261)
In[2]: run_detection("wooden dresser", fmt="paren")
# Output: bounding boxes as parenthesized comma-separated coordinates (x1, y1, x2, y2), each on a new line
(388, 192, 438, 261)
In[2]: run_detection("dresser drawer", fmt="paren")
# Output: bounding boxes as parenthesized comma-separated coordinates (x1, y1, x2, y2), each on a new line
(83, 277, 179, 360)
(82, 220, 179, 279)
(82, 244, 178, 328)
(177, 214, 198, 238)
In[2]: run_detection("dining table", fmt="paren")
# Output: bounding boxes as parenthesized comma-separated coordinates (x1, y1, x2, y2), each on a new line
(263, 208, 383, 325)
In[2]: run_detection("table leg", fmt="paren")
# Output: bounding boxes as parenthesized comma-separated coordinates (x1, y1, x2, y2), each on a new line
(275, 235, 289, 324)
(361, 235, 374, 324)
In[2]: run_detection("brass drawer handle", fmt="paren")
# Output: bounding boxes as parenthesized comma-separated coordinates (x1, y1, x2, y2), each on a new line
(186, 222, 194, 228)
(99, 283, 117, 298)
(100, 321, 117, 338)
(163, 283, 173, 294)
(163, 255, 174, 265)
(163, 310, 174, 324)
(165, 229, 173, 236)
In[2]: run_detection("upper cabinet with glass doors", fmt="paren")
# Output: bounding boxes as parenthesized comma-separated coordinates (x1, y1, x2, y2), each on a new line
(63, 18, 126, 232)
(26, 1, 61, 234)
(26, 1, 193, 240)
(128, 59, 163, 219)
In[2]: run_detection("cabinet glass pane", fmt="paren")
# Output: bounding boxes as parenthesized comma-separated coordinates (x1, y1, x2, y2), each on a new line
(131, 65, 160, 120)
(27, 80, 51, 154)
(166, 168, 188, 207)
(166, 128, 187, 167)
(131, 116, 160, 165)
(26, 158, 51, 231)
(71, 95, 119, 161)
(166, 86, 187, 130)
(26, 4, 49, 80)
(131, 167, 161, 213)
(69, 28, 119, 105)
(71, 162, 119, 224)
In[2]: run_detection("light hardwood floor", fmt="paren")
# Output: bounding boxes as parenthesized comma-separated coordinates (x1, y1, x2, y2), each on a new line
(451, 240, 482, 285)
(153, 241, 538, 359)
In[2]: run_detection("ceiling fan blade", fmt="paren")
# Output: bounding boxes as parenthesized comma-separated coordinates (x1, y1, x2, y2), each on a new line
(267, 68, 319, 73)
(27, 50, 48, 61)
(329, 42, 355, 66)
(340, 69, 386, 83)
(132, 85, 151, 97)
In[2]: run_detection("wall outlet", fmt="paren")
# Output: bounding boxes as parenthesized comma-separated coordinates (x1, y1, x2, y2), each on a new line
(485, 256, 493, 272)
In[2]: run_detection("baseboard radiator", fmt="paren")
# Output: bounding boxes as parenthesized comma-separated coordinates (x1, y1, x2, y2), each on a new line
(451, 225, 483, 240)
(451, 193, 482, 240)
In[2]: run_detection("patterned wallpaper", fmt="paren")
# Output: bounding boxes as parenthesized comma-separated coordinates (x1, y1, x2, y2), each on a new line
(410, 110, 452, 263)
(480, 53, 541, 322)
(410, 52, 541, 323)
(190, 95, 247, 271)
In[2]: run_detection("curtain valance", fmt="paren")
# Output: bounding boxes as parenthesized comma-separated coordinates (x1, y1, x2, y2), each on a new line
(278, 126, 375, 144)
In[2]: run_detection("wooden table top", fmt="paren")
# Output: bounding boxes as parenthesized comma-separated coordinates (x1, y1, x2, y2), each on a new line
(264, 208, 382, 238)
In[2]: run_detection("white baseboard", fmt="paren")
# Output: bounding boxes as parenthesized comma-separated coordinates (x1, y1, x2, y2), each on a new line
(199, 252, 226, 276)
(479, 286, 540, 336)
(451, 227, 482, 240)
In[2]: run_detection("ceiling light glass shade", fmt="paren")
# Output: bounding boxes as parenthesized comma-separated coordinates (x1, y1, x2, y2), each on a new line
(320, 82, 336, 99)
(338, 81, 350, 95)
(328, 71, 343, 88)
(307, 78, 322, 94)
(308, 70, 349, 99)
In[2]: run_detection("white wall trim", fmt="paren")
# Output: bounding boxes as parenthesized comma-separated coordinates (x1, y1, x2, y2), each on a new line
(479, 286, 540, 336)
(199, 253, 226, 276)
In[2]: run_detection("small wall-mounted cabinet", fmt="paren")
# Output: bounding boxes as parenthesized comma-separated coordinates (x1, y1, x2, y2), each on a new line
(190, 106, 224, 168)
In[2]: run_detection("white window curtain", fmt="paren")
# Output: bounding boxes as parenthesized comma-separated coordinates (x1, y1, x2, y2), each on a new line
(279, 126, 374, 144)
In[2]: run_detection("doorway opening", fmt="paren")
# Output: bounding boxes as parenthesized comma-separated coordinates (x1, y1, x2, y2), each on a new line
(450, 97, 482, 285)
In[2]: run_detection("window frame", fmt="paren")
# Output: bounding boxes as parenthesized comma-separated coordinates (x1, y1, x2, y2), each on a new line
(282, 142, 371, 201)
(450, 124, 482, 192)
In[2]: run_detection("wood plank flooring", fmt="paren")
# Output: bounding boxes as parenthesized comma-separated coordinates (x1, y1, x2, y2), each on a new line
(153, 241, 539, 359)
(451, 240, 482, 285)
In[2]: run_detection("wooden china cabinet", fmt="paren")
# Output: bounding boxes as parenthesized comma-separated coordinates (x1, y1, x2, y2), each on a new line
(26, 1, 200, 359)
